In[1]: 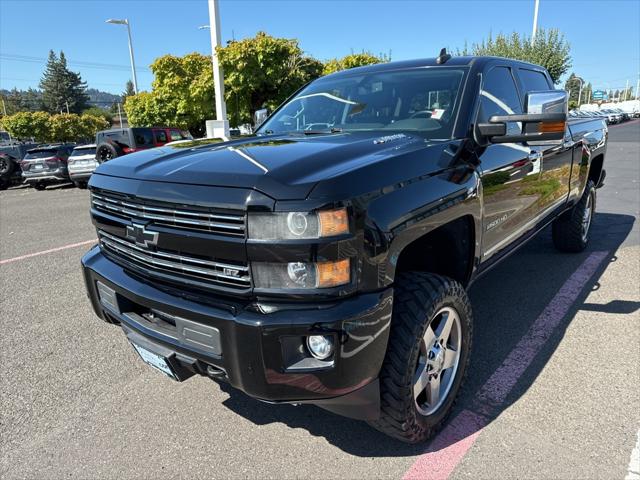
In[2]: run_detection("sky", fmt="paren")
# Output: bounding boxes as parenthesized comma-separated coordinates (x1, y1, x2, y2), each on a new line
(1, 0, 639, 96)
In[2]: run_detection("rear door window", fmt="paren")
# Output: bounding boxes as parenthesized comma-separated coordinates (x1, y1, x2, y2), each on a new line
(131, 129, 154, 147)
(519, 69, 551, 92)
(154, 129, 168, 144)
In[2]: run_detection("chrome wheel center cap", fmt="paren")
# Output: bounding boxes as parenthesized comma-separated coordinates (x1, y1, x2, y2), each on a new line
(429, 344, 445, 375)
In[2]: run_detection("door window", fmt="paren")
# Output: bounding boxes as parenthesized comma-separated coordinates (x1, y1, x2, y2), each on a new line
(154, 130, 168, 144)
(478, 67, 522, 135)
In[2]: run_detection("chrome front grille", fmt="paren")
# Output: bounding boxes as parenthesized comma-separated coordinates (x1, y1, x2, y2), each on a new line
(98, 230, 251, 291)
(91, 190, 246, 237)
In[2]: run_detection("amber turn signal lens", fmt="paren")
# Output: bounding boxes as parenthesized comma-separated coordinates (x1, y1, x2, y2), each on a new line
(316, 258, 350, 288)
(318, 208, 349, 237)
(538, 121, 566, 133)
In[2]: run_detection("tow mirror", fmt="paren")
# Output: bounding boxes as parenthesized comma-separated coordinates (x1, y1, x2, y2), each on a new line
(478, 90, 567, 144)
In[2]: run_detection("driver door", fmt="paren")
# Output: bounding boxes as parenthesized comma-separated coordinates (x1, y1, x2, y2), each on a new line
(478, 66, 542, 262)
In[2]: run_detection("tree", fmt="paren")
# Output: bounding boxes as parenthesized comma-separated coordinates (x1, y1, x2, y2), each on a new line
(123, 53, 215, 136)
(79, 114, 109, 140)
(467, 29, 571, 84)
(82, 106, 113, 125)
(0, 111, 51, 141)
(564, 73, 583, 108)
(322, 52, 389, 75)
(39, 50, 89, 113)
(122, 80, 136, 99)
(217, 32, 324, 125)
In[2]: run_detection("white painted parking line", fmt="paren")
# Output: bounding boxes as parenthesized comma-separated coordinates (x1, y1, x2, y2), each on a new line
(626, 429, 640, 480)
(0, 239, 95, 265)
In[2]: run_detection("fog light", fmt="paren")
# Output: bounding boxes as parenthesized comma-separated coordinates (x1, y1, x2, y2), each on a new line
(307, 335, 334, 360)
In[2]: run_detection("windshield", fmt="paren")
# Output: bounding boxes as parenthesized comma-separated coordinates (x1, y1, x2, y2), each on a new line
(259, 67, 467, 139)
(71, 147, 96, 156)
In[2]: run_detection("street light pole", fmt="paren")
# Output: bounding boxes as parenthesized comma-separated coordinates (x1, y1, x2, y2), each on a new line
(531, 0, 540, 45)
(205, 0, 230, 140)
(577, 77, 584, 107)
(106, 18, 138, 94)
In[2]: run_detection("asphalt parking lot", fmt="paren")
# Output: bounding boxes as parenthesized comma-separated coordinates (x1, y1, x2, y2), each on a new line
(1, 121, 639, 480)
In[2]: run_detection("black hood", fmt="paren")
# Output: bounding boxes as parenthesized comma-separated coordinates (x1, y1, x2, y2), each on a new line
(94, 132, 451, 200)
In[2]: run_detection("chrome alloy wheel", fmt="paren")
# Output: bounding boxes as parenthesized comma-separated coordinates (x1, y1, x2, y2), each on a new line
(413, 307, 462, 416)
(581, 190, 594, 243)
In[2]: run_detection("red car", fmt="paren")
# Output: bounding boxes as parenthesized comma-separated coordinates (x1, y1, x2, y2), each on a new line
(95, 127, 192, 162)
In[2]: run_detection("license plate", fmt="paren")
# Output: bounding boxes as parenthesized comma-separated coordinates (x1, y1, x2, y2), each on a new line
(34, 164, 43, 170)
(131, 343, 177, 380)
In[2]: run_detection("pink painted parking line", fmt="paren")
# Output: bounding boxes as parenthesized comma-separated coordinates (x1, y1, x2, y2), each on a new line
(0, 239, 95, 265)
(403, 250, 609, 480)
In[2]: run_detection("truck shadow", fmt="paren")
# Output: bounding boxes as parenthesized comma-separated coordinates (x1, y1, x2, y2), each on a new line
(218, 211, 635, 458)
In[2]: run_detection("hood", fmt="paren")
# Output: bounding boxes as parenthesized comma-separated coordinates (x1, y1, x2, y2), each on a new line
(94, 132, 449, 200)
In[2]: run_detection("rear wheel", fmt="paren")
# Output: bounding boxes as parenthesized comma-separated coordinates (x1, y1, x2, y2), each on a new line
(0, 155, 14, 175)
(74, 181, 88, 189)
(552, 180, 596, 252)
(34, 182, 46, 191)
(370, 272, 472, 443)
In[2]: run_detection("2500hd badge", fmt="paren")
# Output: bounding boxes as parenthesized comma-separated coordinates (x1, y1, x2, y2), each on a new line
(82, 51, 607, 443)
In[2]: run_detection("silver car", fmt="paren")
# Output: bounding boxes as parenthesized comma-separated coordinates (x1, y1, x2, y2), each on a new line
(68, 144, 97, 188)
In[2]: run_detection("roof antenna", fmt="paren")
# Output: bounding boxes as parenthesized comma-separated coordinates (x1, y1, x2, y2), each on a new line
(436, 48, 451, 64)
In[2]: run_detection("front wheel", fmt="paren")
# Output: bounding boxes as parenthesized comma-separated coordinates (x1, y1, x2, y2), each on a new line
(552, 180, 596, 253)
(33, 182, 46, 191)
(369, 272, 473, 443)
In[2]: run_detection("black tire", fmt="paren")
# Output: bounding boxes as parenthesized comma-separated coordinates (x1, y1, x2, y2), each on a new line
(34, 182, 46, 191)
(370, 272, 473, 443)
(96, 142, 121, 163)
(552, 180, 596, 253)
(0, 177, 9, 190)
(0, 154, 15, 175)
(74, 181, 88, 189)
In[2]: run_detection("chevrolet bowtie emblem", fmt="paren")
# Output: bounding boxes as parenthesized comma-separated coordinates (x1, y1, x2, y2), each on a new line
(126, 223, 158, 248)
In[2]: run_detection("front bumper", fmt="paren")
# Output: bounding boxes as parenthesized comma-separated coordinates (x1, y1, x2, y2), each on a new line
(82, 246, 392, 420)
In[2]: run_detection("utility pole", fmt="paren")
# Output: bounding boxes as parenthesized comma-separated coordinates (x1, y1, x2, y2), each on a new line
(1, 97, 7, 116)
(205, 0, 230, 140)
(636, 76, 639, 100)
(117, 103, 123, 128)
(531, 0, 540, 45)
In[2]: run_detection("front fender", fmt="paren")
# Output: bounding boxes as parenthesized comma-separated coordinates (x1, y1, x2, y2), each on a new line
(363, 167, 482, 287)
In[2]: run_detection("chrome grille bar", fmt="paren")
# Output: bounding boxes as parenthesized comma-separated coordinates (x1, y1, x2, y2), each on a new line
(98, 230, 250, 289)
(91, 191, 245, 236)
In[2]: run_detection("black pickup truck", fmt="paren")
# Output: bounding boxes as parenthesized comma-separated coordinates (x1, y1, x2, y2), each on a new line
(81, 53, 607, 443)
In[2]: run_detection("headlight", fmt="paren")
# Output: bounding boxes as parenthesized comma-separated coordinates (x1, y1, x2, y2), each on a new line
(248, 208, 349, 240)
(252, 259, 350, 289)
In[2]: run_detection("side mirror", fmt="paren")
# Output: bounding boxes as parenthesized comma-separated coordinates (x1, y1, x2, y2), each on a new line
(477, 90, 567, 144)
(253, 108, 268, 128)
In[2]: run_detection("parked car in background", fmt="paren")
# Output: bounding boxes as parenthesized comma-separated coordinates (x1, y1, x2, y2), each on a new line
(95, 127, 192, 162)
(20, 144, 75, 190)
(68, 144, 97, 188)
(610, 108, 630, 122)
(0, 136, 39, 190)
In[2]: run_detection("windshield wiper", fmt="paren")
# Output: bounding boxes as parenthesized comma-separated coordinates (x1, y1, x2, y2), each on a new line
(303, 127, 343, 135)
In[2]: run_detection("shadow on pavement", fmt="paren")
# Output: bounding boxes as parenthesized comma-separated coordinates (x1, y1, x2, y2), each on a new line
(217, 212, 635, 457)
